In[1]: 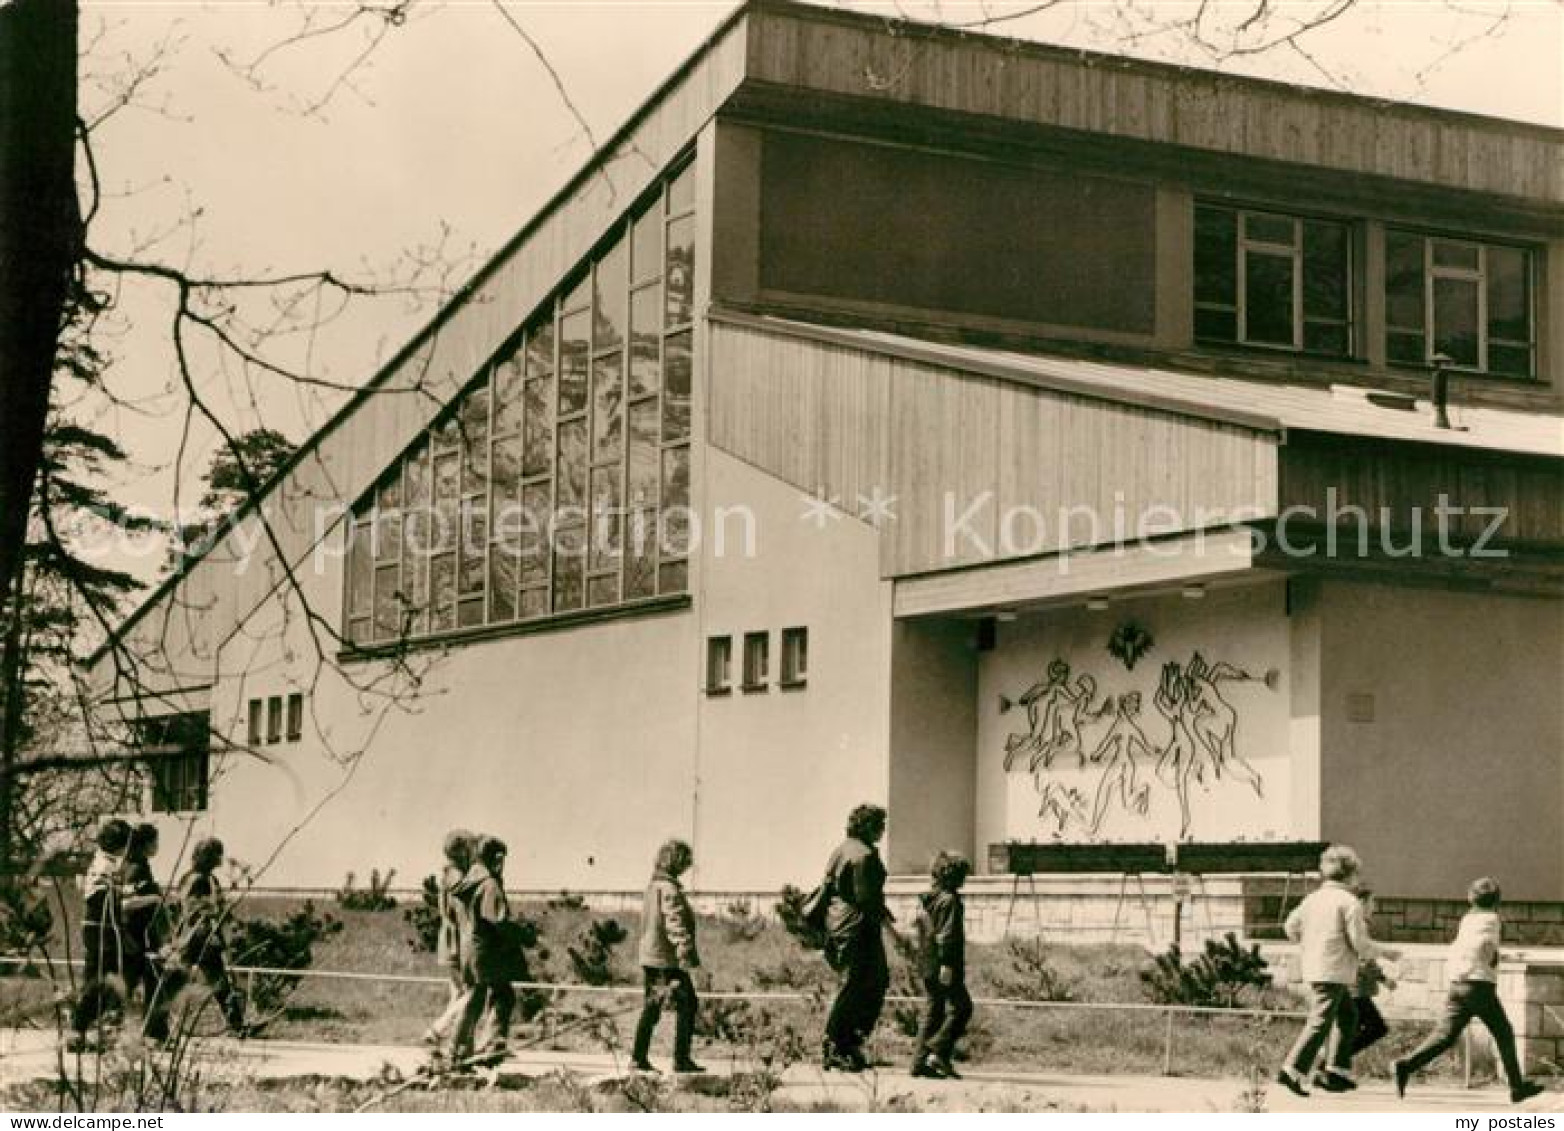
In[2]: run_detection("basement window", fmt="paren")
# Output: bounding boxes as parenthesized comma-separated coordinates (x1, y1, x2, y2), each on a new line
(742, 631, 769, 693)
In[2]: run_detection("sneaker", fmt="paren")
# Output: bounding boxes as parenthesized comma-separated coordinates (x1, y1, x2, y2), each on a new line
(1275, 1069, 1309, 1098)
(1511, 1081, 1546, 1105)
(1314, 1071, 1356, 1093)
(673, 1060, 706, 1075)
(1392, 1059, 1411, 1100)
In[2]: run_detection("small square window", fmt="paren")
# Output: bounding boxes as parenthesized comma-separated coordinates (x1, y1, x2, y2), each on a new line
(781, 626, 808, 688)
(286, 693, 304, 742)
(266, 696, 282, 745)
(705, 636, 732, 695)
(246, 699, 263, 746)
(742, 632, 769, 692)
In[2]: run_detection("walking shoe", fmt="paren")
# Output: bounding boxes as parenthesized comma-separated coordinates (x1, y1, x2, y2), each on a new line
(822, 1049, 864, 1073)
(1275, 1069, 1309, 1097)
(1391, 1059, 1410, 1099)
(673, 1059, 706, 1075)
(630, 1058, 659, 1074)
(1511, 1081, 1546, 1104)
(1313, 1071, 1355, 1093)
(910, 1057, 940, 1079)
(929, 1056, 961, 1080)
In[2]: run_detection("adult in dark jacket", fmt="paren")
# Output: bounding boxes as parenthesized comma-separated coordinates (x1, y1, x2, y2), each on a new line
(630, 838, 703, 1074)
(821, 803, 891, 1071)
(449, 836, 519, 1066)
(912, 851, 972, 1079)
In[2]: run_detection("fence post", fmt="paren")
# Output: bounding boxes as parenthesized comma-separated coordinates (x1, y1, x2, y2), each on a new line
(1162, 1009, 1175, 1076)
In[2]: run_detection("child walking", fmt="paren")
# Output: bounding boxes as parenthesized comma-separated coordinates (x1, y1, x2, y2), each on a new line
(425, 829, 475, 1050)
(1393, 878, 1545, 1105)
(911, 851, 973, 1080)
(1348, 886, 1394, 1056)
(69, 818, 131, 1047)
(631, 838, 703, 1074)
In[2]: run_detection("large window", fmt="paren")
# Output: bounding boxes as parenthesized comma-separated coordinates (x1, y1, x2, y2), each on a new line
(136, 712, 211, 815)
(1386, 231, 1535, 378)
(345, 162, 696, 648)
(1195, 204, 1352, 356)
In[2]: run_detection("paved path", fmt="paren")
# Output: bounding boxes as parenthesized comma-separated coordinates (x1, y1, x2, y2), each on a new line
(2, 1030, 1558, 1112)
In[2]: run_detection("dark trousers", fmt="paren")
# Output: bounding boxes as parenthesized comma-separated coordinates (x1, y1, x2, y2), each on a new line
(150, 952, 247, 1037)
(1401, 981, 1524, 1090)
(825, 929, 889, 1059)
(71, 925, 124, 1036)
(123, 950, 172, 1041)
(1285, 982, 1359, 1077)
(913, 973, 972, 1066)
(1350, 997, 1388, 1055)
(632, 967, 698, 1065)
(453, 978, 515, 1060)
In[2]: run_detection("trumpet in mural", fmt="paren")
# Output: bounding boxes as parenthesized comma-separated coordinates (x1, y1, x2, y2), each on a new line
(1004, 652, 1278, 839)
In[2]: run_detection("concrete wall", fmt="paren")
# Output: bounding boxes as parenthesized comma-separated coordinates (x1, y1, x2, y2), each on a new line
(1319, 580, 1564, 900)
(693, 447, 894, 889)
(975, 580, 1298, 858)
(887, 619, 980, 874)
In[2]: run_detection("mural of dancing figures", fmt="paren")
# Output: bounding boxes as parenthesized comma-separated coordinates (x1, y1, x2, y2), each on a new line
(1001, 650, 1278, 839)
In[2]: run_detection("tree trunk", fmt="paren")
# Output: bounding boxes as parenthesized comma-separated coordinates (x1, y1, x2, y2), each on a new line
(0, 562, 27, 885)
(0, 0, 80, 608)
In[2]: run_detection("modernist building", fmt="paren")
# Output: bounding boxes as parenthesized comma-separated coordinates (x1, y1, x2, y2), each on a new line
(90, 2, 1564, 916)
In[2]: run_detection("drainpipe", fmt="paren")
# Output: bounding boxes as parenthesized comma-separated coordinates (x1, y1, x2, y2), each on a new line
(1430, 353, 1454, 430)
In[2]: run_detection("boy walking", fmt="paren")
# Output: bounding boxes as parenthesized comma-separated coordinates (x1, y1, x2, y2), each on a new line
(630, 838, 703, 1074)
(1276, 845, 1375, 1096)
(450, 836, 518, 1067)
(911, 851, 973, 1080)
(70, 818, 131, 1046)
(1393, 879, 1546, 1105)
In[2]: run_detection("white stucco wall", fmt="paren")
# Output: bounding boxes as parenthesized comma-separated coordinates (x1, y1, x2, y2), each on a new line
(694, 447, 894, 889)
(1319, 580, 1564, 900)
(152, 540, 701, 893)
(975, 579, 1297, 859)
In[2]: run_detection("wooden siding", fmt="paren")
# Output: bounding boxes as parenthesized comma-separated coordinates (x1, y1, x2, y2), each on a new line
(94, 21, 750, 698)
(709, 319, 1280, 578)
(741, 2, 1564, 209)
(1279, 432, 1564, 547)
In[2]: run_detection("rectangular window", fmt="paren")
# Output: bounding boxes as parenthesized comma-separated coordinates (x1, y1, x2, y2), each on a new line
(742, 631, 769, 692)
(781, 626, 808, 688)
(1194, 204, 1352, 356)
(286, 693, 304, 742)
(266, 696, 282, 744)
(246, 699, 263, 746)
(343, 159, 695, 649)
(150, 752, 209, 814)
(705, 635, 732, 694)
(1385, 230, 1536, 378)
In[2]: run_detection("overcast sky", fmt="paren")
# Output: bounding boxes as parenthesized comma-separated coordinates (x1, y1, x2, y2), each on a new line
(75, 0, 1562, 580)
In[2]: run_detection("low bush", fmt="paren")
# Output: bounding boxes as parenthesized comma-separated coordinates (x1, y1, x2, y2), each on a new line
(1139, 932, 1272, 1009)
(336, 869, 397, 912)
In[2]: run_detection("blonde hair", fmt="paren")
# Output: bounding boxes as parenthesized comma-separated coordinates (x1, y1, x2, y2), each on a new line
(1319, 845, 1361, 883)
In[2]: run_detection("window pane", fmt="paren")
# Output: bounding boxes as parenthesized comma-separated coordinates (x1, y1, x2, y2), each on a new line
(377, 470, 401, 512)
(1194, 307, 1237, 342)
(494, 354, 524, 436)
(520, 481, 551, 586)
(661, 446, 690, 558)
(491, 435, 522, 512)
(520, 586, 549, 620)
(1488, 343, 1532, 378)
(348, 617, 371, 646)
(658, 558, 688, 596)
(460, 390, 489, 495)
(593, 353, 625, 466)
(1385, 232, 1425, 331)
(526, 317, 556, 377)
(1243, 213, 1295, 247)
(625, 508, 657, 600)
(432, 452, 459, 555)
(552, 535, 584, 611)
(460, 505, 487, 595)
(632, 203, 661, 283)
(489, 548, 517, 623)
(347, 521, 372, 618)
(557, 419, 587, 510)
(628, 401, 658, 510)
(589, 467, 622, 572)
(663, 330, 692, 442)
(373, 511, 401, 564)
(668, 163, 695, 214)
(373, 563, 400, 639)
(1432, 275, 1479, 367)
(1487, 246, 1530, 344)
(522, 377, 554, 478)
(1243, 251, 1295, 346)
(457, 595, 485, 629)
(563, 272, 590, 314)
(559, 310, 590, 416)
(594, 238, 627, 350)
(433, 415, 460, 453)
(1302, 220, 1349, 326)
(430, 553, 455, 632)
(665, 214, 695, 327)
(587, 574, 619, 608)
(1194, 206, 1236, 312)
(1387, 330, 1425, 365)
(1303, 321, 1349, 356)
(404, 447, 429, 507)
(1433, 239, 1479, 270)
(630, 285, 661, 398)
(404, 527, 428, 636)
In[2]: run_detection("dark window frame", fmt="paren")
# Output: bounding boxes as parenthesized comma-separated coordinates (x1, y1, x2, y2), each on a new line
(266, 696, 282, 745)
(286, 693, 304, 742)
(742, 631, 770, 693)
(705, 635, 732, 695)
(246, 698, 263, 746)
(780, 626, 808, 689)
